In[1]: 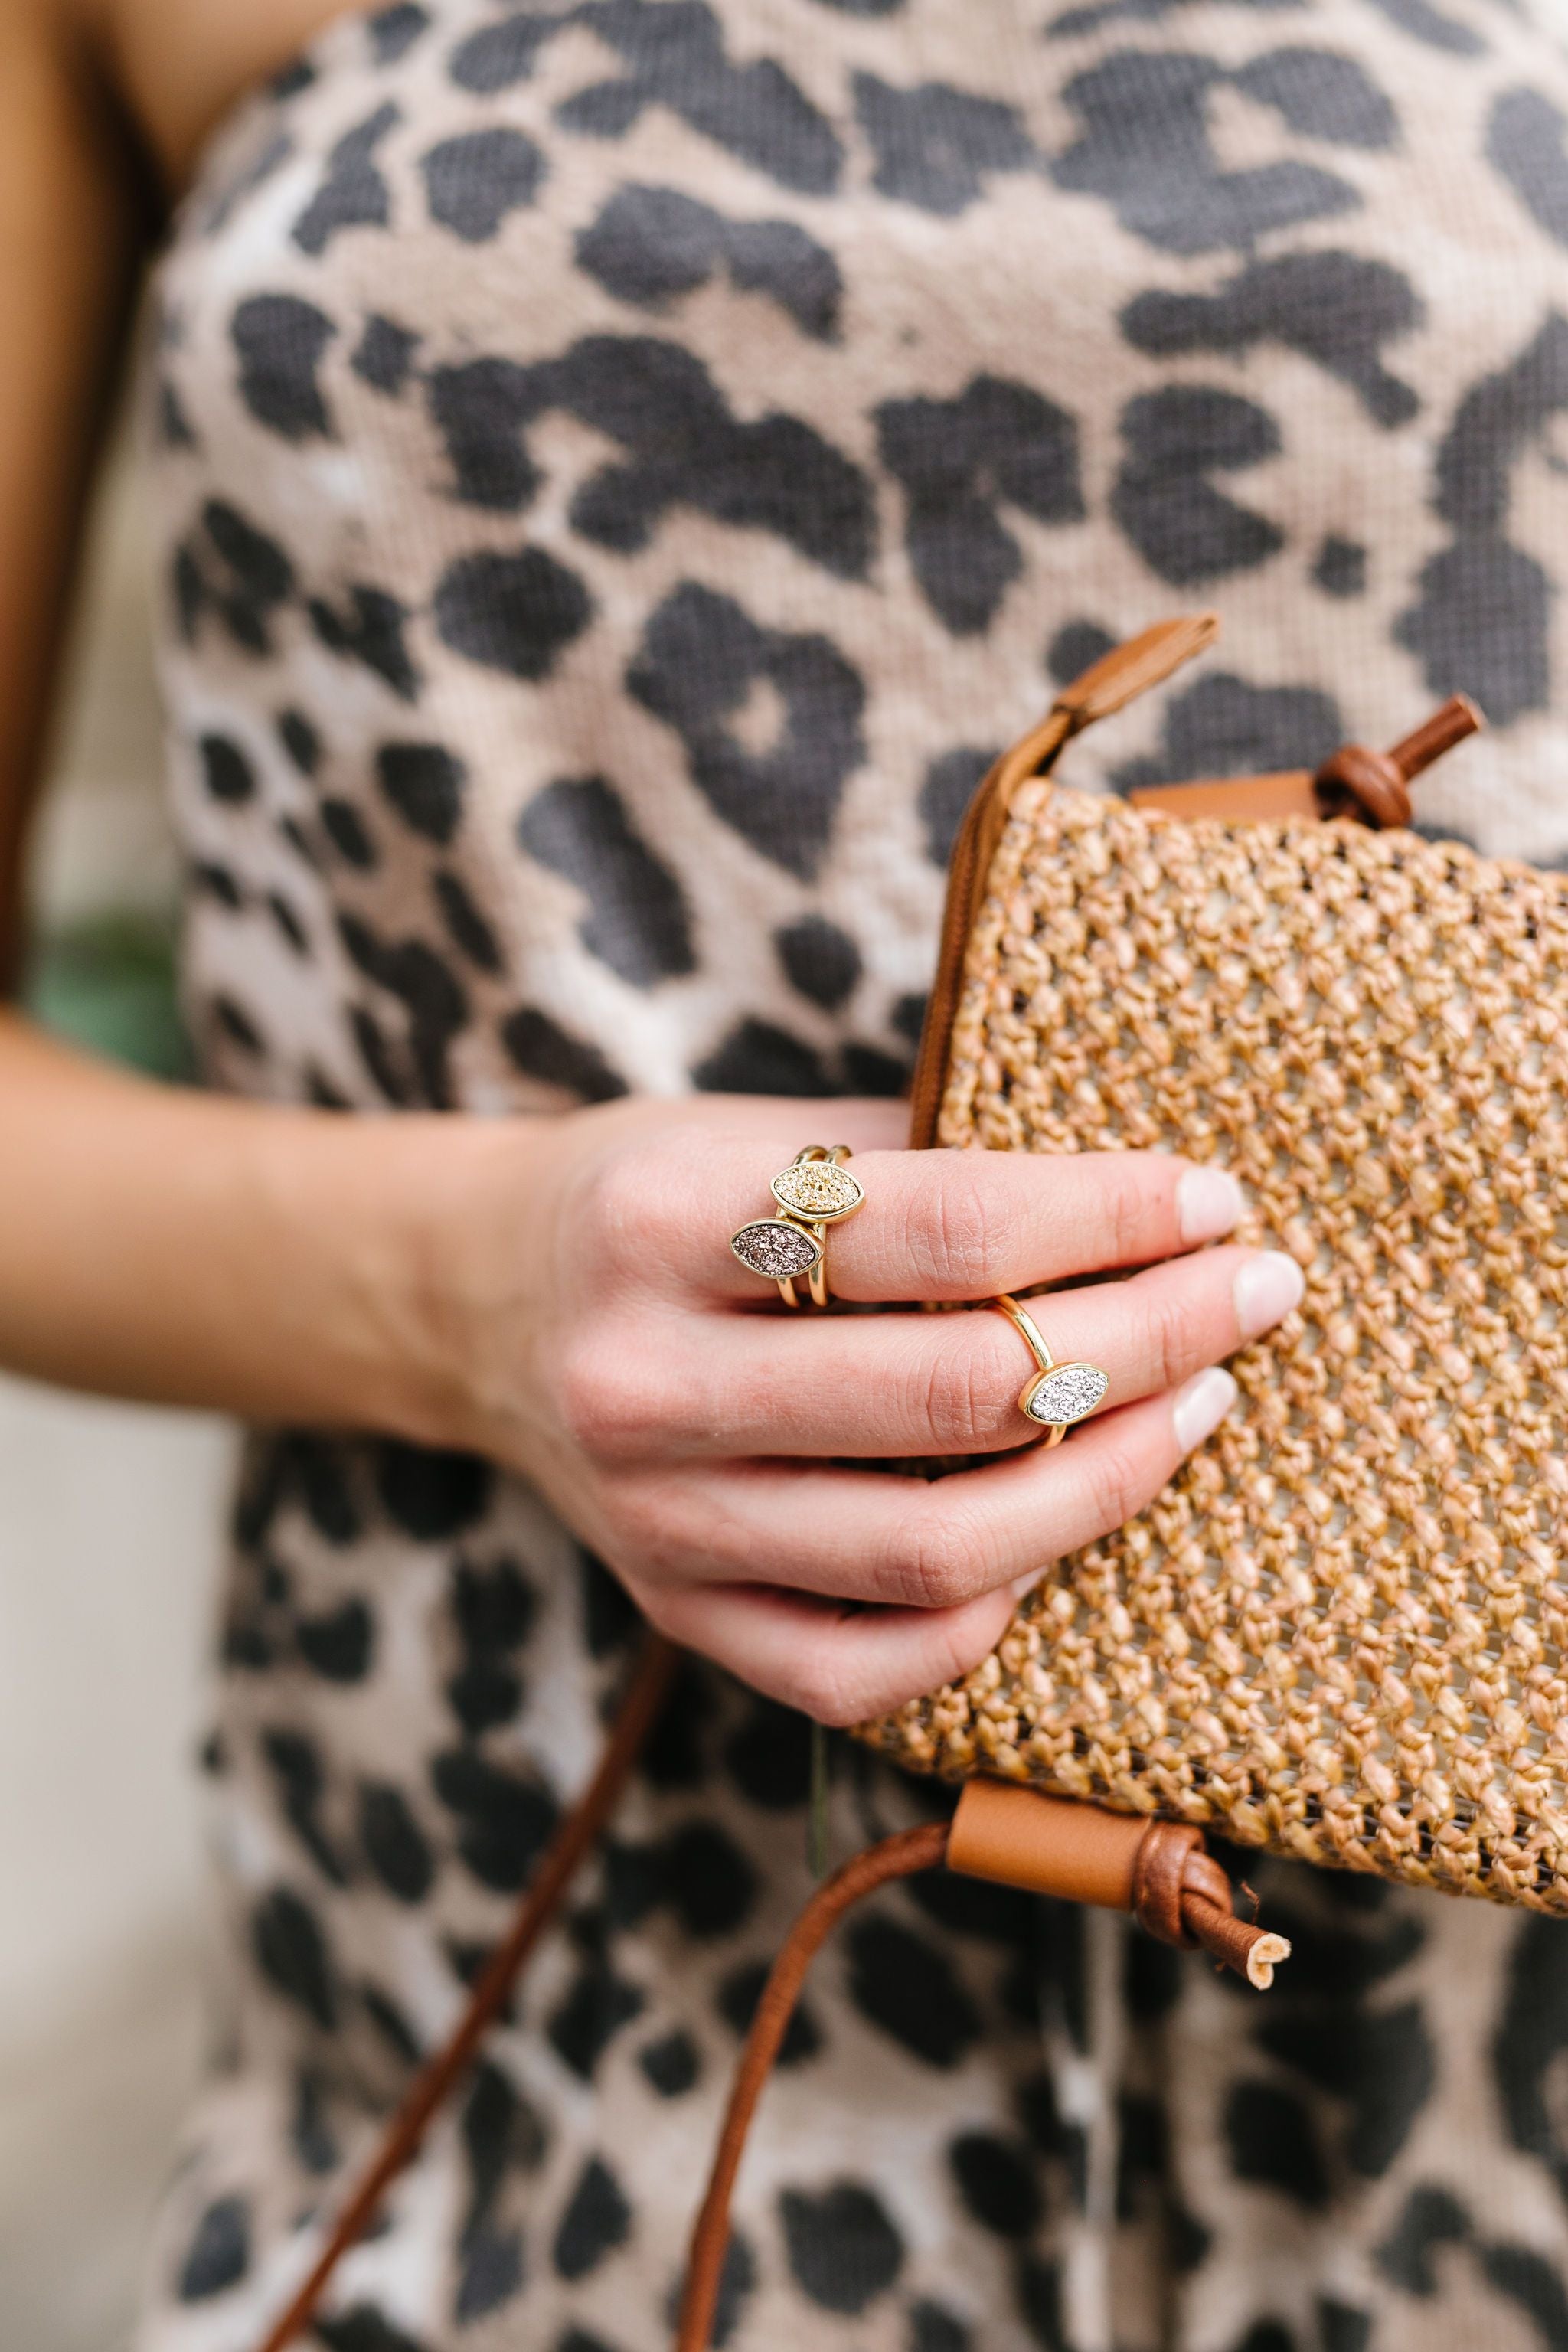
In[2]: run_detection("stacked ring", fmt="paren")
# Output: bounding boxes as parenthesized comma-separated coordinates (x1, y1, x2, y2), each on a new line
(730, 1145, 866, 1306)
(991, 1293, 1110, 1446)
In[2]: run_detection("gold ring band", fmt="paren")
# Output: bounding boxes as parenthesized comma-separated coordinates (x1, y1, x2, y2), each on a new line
(991, 1293, 1110, 1445)
(730, 1145, 864, 1306)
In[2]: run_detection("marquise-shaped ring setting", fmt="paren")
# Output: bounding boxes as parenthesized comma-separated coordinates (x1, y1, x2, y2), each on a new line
(1020, 1361, 1110, 1428)
(769, 1158, 865, 1224)
(730, 1218, 823, 1286)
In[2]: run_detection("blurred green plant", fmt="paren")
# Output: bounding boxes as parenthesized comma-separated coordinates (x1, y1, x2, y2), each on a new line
(25, 910, 190, 1080)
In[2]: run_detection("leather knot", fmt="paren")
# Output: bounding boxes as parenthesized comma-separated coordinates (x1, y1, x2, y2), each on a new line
(1314, 743, 1412, 829)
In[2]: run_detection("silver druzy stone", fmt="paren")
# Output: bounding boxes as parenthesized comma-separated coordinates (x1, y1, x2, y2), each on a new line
(730, 1220, 822, 1279)
(1026, 1364, 1109, 1426)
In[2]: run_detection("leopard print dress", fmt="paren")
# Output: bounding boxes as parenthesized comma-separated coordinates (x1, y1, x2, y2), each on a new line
(137, 3, 1568, 2348)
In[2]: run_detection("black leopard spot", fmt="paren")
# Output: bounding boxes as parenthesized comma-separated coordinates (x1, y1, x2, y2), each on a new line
(1318, 2299, 1374, 2352)
(1124, 1922, 1183, 2020)
(360, 1979, 423, 2063)
(1396, 312, 1568, 724)
(552, 2, 844, 195)
(1116, 2089, 1168, 2224)
(500, 1006, 629, 1102)
(253, 1886, 338, 2029)
(338, 914, 469, 1106)
(422, 126, 544, 241)
(692, 1018, 831, 1094)
(780, 2181, 903, 2314)
(263, 1726, 349, 1886)
(547, 1965, 647, 2078)
(315, 2305, 430, 2352)
(191, 858, 243, 908)
(1047, 619, 1116, 684)
(1490, 90, 1568, 247)
(199, 731, 258, 802)
(629, 582, 865, 877)
(877, 377, 1083, 633)
(718, 1961, 822, 2063)
(453, 1553, 536, 1652)
(268, 893, 309, 955)
(433, 545, 593, 681)
(1236, 46, 1396, 147)
(1494, 1914, 1568, 2197)
(643, 1656, 716, 1784)
(446, 1658, 521, 1736)
(841, 1041, 908, 1095)
(1112, 671, 1342, 790)
(293, 101, 400, 255)
(707, 2230, 756, 2348)
(178, 2194, 250, 2300)
(949, 2132, 1042, 2239)
(891, 991, 927, 1046)
(1314, 534, 1367, 596)
(369, 2, 430, 63)
(582, 1550, 641, 1656)
(430, 335, 874, 577)
(1374, 2183, 1468, 2292)
(321, 799, 377, 867)
(1230, 2327, 1295, 2352)
(554, 2154, 632, 2281)
(455, 2225, 524, 2321)
(1112, 385, 1283, 583)
(577, 184, 841, 339)
(658, 1820, 757, 1937)
(1015, 2256, 1067, 2350)
(212, 994, 268, 1057)
(1259, 1998, 1435, 2176)
(159, 377, 198, 447)
(854, 74, 1040, 215)
(724, 1699, 812, 1809)
(518, 776, 694, 985)
(1122, 251, 1421, 427)
(639, 2027, 701, 2096)
(431, 1748, 559, 1891)
(1054, 51, 1359, 253)
(376, 1440, 492, 1539)
(432, 871, 502, 972)
(449, 10, 555, 92)
(910, 2301, 970, 2352)
(354, 1004, 412, 1104)
(462, 2058, 549, 2236)
(360, 1782, 435, 1903)
(1223, 2079, 1329, 2208)
(292, 2068, 339, 2175)
(232, 294, 335, 440)
(775, 915, 861, 1009)
(1365, 0, 1484, 51)
(904, 1867, 1036, 1945)
(1478, 2241, 1568, 2343)
(919, 745, 994, 865)
(309, 585, 419, 700)
(352, 313, 420, 394)
(844, 1913, 982, 2067)
(375, 741, 466, 844)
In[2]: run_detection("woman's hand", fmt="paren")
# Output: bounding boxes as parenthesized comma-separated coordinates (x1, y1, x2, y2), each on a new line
(432, 1096, 1302, 1725)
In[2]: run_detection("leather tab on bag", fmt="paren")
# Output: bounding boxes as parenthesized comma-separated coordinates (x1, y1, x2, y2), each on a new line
(948, 1779, 1146, 1909)
(1127, 769, 1320, 822)
(1054, 612, 1220, 733)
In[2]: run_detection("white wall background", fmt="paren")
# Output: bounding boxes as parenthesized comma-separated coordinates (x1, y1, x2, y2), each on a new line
(1, 416, 237, 2350)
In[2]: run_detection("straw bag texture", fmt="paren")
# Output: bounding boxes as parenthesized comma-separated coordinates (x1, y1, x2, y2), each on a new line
(858, 615, 1568, 1916)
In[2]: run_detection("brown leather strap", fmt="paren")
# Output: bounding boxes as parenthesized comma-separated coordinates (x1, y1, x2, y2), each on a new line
(674, 1823, 951, 2352)
(253, 1635, 677, 2352)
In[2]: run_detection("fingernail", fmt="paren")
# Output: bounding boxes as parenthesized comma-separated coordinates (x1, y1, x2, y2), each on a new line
(1177, 1165, 1244, 1246)
(1012, 1567, 1045, 1599)
(1173, 1366, 1238, 1453)
(1233, 1250, 1305, 1341)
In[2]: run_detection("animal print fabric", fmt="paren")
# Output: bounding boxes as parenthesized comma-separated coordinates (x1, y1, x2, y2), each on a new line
(137, 1, 1568, 2347)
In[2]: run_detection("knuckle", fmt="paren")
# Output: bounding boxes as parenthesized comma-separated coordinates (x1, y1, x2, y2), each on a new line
(923, 1330, 1012, 1452)
(1081, 1424, 1154, 1535)
(1102, 1158, 1153, 1265)
(914, 1164, 1004, 1293)
(557, 1332, 672, 1459)
(885, 1504, 983, 1611)
(1138, 1282, 1194, 1395)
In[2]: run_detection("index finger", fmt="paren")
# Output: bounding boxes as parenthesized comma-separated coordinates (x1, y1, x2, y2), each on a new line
(719, 1148, 1243, 1302)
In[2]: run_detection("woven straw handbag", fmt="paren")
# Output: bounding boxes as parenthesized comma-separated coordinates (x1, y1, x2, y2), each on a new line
(258, 612, 1566, 2352)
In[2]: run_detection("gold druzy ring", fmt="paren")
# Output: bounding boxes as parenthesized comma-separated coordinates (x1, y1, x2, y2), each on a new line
(730, 1145, 864, 1306)
(991, 1293, 1109, 1446)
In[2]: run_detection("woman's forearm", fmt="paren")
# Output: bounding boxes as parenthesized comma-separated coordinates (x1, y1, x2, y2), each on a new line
(0, 1009, 518, 1438)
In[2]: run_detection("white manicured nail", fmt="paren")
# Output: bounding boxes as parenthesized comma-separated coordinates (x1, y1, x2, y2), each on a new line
(1177, 1165, 1244, 1245)
(1234, 1250, 1305, 1341)
(1012, 1567, 1046, 1599)
(1173, 1366, 1238, 1453)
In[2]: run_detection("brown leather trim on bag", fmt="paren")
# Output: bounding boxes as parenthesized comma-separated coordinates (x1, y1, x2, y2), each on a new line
(906, 613, 1220, 1150)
